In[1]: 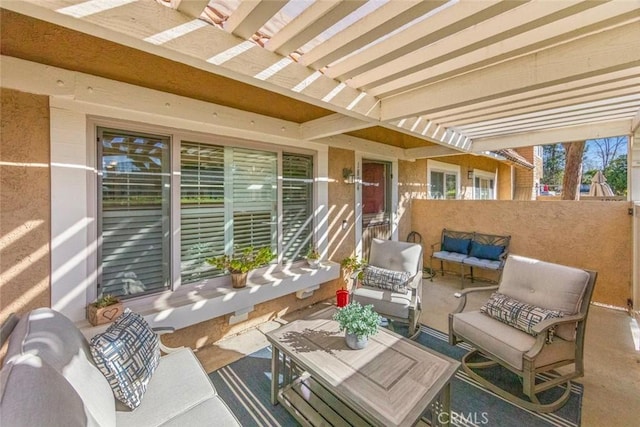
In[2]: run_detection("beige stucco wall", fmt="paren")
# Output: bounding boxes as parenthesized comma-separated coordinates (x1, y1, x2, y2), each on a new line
(0, 88, 51, 325)
(411, 199, 632, 307)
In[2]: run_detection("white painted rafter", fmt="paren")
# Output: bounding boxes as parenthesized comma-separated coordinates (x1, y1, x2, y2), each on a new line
(472, 120, 633, 152)
(224, 1, 288, 40)
(267, 0, 366, 57)
(381, 22, 640, 121)
(299, 113, 371, 140)
(363, 1, 639, 96)
(173, 0, 209, 19)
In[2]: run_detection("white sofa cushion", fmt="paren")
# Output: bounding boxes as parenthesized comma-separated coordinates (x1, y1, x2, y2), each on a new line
(3, 308, 116, 427)
(369, 238, 422, 277)
(352, 287, 412, 318)
(115, 348, 238, 427)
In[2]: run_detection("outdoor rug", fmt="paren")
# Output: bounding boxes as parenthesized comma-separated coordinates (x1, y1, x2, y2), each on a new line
(209, 325, 582, 427)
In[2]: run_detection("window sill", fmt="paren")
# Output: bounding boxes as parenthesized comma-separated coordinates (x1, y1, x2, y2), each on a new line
(79, 261, 340, 338)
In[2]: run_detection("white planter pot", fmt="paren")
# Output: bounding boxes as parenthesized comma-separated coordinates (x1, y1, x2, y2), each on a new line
(345, 332, 368, 350)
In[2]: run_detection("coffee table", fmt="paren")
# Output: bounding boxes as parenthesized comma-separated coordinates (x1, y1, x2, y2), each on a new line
(265, 307, 459, 427)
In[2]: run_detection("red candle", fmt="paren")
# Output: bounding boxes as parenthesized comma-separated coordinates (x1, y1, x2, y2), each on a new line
(336, 288, 349, 307)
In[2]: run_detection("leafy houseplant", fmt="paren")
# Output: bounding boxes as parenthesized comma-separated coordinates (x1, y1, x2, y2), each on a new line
(340, 256, 367, 287)
(333, 302, 381, 349)
(87, 294, 123, 326)
(207, 246, 275, 288)
(305, 246, 321, 268)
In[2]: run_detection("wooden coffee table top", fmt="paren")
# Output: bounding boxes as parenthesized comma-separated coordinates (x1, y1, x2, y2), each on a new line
(266, 307, 459, 427)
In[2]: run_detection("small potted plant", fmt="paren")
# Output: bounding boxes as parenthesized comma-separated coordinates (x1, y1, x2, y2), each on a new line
(305, 246, 321, 268)
(340, 255, 367, 287)
(87, 294, 123, 326)
(333, 302, 381, 349)
(207, 246, 274, 288)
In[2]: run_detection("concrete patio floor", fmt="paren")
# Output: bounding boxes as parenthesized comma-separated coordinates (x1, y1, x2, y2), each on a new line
(195, 275, 640, 427)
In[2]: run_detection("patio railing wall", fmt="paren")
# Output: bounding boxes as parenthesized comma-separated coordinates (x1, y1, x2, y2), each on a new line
(409, 199, 632, 308)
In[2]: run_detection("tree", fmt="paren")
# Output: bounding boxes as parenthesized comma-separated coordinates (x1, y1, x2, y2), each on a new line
(605, 154, 627, 196)
(561, 141, 586, 200)
(589, 136, 627, 170)
(542, 143, 565, 187)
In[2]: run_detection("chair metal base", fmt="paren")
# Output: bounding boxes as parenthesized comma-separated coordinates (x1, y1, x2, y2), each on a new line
(461, 350, 573, 413)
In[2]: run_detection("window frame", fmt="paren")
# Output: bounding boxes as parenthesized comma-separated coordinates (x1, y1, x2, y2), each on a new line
(427, 160, 461, 200)
(89, 119, 318, 304)
(472, 169, 497, 200)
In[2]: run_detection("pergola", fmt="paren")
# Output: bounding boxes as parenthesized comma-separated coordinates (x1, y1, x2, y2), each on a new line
(4, 0, 640, 161)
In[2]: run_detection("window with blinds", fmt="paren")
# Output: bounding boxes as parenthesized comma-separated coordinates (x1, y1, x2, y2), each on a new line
(98, 127, 316, 296)
(98, 128, 171, 299)
(282, 153, 313, 261)
(180, 142, 225, 284)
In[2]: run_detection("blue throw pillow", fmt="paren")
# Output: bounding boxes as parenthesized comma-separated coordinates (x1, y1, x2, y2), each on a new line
(442, 236, 471, 254)
(469, 241, 504, 261)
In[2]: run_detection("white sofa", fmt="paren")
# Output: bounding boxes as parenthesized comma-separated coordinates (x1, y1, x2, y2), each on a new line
(0, 308, 240, 427)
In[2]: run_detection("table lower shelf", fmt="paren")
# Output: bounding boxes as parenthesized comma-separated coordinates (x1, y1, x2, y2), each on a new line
(277, 373, 434, 427)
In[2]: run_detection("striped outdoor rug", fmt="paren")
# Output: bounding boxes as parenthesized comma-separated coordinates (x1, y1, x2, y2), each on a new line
(209, 325, 582, 427)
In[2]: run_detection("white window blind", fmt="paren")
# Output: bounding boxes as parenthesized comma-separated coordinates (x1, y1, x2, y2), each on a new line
(230, 148, 277, 252)
(98, 128, 171, 299)
(180, 142, 225, 284)
(282, 153, 313, 261)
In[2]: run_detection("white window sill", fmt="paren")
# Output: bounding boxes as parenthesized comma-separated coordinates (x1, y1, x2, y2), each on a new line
(79, 261, 340, 338)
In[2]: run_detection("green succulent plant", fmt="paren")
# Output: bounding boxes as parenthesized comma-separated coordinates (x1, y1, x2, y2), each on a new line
(92, 294, 121, 308)
(333, 302, 381, 339)
(207, 246, 275, 274)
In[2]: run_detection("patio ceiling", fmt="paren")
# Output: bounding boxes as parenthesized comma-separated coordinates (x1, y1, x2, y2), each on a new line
(3, 0, 640, 157)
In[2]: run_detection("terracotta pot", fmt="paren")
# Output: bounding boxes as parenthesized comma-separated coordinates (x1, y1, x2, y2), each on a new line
(87, 302, 124, 326)
(231, 272, 248, 288)
(345, 332, 368, 350)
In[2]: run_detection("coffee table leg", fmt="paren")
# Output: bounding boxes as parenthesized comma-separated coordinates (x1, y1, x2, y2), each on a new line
(271, 346, 280, 405)
(441, 382, 451, 427)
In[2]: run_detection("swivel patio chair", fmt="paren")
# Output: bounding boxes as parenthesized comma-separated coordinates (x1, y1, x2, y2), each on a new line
(351, 238, 423, 338)
(449, 254, 597, 412)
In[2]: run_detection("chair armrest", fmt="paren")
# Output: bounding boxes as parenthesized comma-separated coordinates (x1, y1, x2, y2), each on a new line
(152, 327, 184, 354)
(430, 242, 441, 252)
(530, 313, 585, 335)
(1, 313, 19, 348)
(452, 285, 499, 313)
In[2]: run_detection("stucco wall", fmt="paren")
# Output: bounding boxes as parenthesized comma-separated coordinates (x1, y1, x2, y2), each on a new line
(0, 88, 51, 325)
(411, 199, 632, 307)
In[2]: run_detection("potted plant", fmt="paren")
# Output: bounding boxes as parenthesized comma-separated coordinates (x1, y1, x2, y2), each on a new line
(305, 246, 321, 268)
(207, 246, 275, 288)
(87, 294, 123, 326)
(333, 302, 381, 349)
(340, 255, 367, 287)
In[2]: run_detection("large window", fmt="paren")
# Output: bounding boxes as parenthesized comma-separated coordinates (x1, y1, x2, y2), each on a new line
(98, 128, 171, 298)
(98, 127, 314, 299)
(428, 161, 459, 199)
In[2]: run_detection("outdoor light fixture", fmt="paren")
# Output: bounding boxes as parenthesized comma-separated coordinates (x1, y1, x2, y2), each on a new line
(343, 167, 355, 184)
(468, 170, 474, 180)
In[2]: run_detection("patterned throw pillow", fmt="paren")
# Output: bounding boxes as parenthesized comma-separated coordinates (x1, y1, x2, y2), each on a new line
(90, 308, 160, 409)
(363, 265, 411, 293)
(481, 292, 564, 336)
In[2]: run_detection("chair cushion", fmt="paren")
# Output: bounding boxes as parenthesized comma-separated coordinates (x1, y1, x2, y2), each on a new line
(481, 292, 564, 335)
(352, 286, 412, 319)
(452, 311, 575, 371)
(462, 256, 502, 270)
(368, 238, 423, 276)
(442, 236, 471, 254)
(469, 241, 504, 261)
(432, 251, 468, 263)
(90, 309, 160, 410)
(498, 255, 590, 340)
(363, 265, 411, 293)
